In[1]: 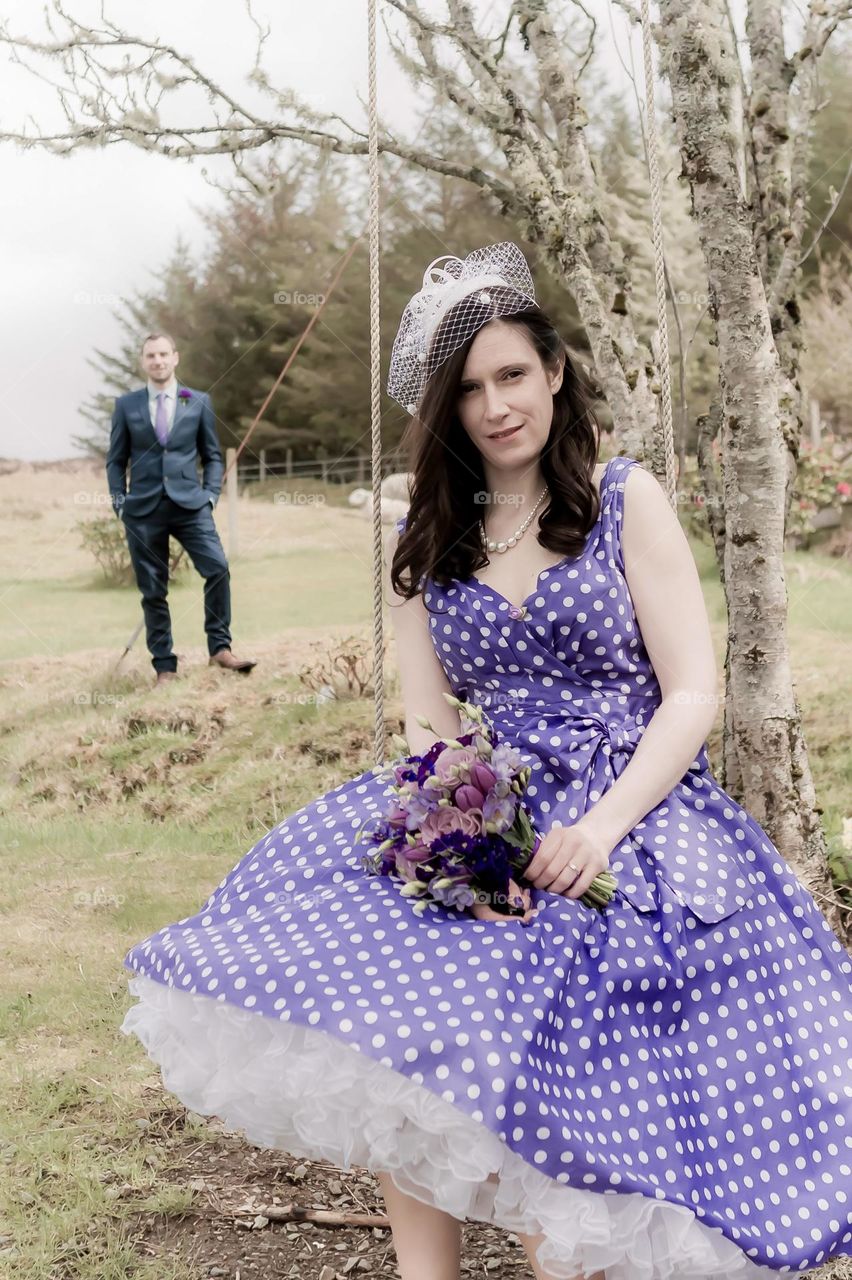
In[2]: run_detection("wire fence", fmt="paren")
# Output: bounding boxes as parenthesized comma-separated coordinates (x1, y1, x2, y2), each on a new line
(236, 449, 408, 487)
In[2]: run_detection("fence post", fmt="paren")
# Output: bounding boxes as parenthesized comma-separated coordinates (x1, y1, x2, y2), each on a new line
(259, 449, 267, 483)
(286, 448, 293, 478)
(226, 447, 238, 557)
(809, 397, 821, 447)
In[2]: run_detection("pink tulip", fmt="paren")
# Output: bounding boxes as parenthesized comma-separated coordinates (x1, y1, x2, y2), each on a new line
(455, 784, 486, 812)
(469, 761, 497, 793)
(404, 841, 434, 862)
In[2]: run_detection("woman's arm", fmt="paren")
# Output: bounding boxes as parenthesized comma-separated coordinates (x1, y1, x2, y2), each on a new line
(384, 527, 461, 756)
(579, 465, 720, 852)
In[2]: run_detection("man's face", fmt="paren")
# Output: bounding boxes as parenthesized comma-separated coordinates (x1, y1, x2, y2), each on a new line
(141, 339, 180, 384)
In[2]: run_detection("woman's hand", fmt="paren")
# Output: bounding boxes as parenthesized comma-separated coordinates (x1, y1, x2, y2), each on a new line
(470, 878, 539, 924)
(522, 820, 612, 901)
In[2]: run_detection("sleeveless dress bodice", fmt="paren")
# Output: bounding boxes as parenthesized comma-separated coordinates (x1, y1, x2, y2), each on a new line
(416, 456, 754, 924)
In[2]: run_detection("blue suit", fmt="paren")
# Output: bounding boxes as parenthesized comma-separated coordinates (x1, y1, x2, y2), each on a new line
(105, 384, 232, 673)
(106, 384, 223, 517)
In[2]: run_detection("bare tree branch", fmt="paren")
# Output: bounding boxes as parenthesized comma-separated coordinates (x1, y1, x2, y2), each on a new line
(382, 0, 520, 139)
(558, 0, 597, 77)
(449, 0, 570, 193)
(765, 0, 852, 315)
(0, 5, 520, 210)
(796, 153, 852, 269)
(495, 3, 518, 61)
(792, 0, 852, 62)
(610, 0, 640, 23)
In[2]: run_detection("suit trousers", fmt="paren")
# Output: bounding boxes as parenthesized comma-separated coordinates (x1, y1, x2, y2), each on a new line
(122, 493, 231, 672)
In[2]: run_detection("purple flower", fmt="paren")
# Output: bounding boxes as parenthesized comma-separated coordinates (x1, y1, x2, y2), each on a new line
(402, 841, 434, 864)
(386, 805, 409, 829)
(429, 877, 476, 911)
(469, 761, 496, 793)
(489, 741, 524, 780)
(401, 789, 444, 830)
(421, 805, 482, 845)
(359, 695, 616, 915)
(394, 850, 431, 882)
(432, 745, 478, 787)
(483, 791, 518, 830)
(455, 783, 486, 812)
(178, 388, 192, 400)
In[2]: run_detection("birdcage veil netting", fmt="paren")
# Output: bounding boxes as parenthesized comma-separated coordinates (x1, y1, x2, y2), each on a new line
(387, 242, 538, 414)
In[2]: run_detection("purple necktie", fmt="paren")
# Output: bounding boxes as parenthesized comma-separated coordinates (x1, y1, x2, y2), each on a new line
(154, 392, 169, 446)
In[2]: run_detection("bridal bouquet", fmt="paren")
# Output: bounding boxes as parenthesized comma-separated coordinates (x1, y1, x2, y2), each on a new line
(357, 692, 617, 917)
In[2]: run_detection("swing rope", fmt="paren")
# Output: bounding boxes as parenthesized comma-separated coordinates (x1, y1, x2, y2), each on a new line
(367, 0, 387, 768)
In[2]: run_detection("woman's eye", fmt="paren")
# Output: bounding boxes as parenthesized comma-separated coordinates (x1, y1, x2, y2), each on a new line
(460, 371, 522, 395)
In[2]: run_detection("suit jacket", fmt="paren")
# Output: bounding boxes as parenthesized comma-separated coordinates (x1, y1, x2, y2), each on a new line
(105, 384, 224, 519)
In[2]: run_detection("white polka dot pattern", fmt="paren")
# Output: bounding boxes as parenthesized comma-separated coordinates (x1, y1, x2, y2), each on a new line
(122, 456, 852, 1277)
(418, 457, 756, 923)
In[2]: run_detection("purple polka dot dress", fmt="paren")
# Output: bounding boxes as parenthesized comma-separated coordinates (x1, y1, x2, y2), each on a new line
(122, 456, 852, 1279)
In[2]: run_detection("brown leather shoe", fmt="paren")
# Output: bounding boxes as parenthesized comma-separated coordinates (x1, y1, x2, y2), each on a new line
(156, 670, 178, 686)
(208, 648, 257, 674)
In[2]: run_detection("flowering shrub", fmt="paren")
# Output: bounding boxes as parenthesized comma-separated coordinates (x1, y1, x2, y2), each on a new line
(789, 432, 852, 539)
(675, 435, 851, 542)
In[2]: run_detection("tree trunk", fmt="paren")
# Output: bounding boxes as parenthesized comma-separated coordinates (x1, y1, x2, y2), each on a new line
(654, 0, 849, 958)
(515, 0, 662, 461)
(746, 0, 805, 525)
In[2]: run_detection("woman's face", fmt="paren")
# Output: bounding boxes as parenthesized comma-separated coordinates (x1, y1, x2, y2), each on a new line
(455, 320, 563, 470)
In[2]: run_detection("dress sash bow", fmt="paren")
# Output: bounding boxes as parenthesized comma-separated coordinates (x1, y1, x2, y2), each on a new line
(467, 690, 756, 924)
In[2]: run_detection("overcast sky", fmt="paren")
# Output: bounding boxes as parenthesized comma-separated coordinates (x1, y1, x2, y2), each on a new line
(0, 1, 650, 461)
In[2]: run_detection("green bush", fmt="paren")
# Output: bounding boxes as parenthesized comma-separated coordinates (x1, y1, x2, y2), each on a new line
(78, 516, 191, 588)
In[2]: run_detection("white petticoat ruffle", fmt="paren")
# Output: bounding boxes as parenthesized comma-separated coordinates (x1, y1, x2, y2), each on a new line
(121, 975, 784, 1280)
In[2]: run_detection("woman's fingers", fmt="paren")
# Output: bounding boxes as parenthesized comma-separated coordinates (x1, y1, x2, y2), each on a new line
(528, 860, 561, 889)
(471, 882, 538, 923)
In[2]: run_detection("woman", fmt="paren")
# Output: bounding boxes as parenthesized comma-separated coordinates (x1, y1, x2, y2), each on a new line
(122, 243, 852, 1280)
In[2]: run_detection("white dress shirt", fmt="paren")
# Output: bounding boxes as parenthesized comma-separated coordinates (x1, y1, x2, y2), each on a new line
(147, 378, 178, 435)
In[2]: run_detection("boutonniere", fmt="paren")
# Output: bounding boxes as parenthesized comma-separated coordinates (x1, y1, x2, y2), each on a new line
(177, 388, 192, 402)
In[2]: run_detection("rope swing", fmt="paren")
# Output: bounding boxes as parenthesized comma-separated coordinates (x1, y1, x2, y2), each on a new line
(366, 0, 386, 769)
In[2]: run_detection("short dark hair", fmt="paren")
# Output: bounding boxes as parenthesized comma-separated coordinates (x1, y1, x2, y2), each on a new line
(140, 332, 178, 353)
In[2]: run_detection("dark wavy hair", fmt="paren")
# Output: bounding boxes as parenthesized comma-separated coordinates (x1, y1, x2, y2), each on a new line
(390, 296, 604, 601)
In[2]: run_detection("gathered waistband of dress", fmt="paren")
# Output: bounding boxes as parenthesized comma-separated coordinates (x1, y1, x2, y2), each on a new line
(464, 685, 660, 723)
(460, 686, 665, 760)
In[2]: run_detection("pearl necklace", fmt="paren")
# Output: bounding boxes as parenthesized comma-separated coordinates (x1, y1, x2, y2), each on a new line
(480, 484, 549, 554)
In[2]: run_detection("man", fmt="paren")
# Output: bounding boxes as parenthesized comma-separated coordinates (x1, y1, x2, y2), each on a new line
(106, 332, 256, 686)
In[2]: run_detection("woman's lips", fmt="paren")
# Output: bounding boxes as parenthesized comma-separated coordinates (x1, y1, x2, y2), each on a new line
(488, 424, 523, 442)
